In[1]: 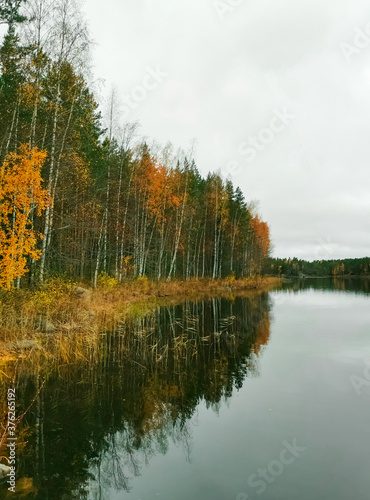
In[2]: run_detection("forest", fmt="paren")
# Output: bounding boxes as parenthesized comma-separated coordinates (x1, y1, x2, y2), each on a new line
(267, 256, 370, 277)
(0, 0, 271, 290)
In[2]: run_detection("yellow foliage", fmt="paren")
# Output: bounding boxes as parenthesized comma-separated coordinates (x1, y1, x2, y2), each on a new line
(0, 145, 50, 289)
(26, 278, 75, 313)
(30, 290, 54, 311)
(44, 277, 75, 295)
(136, 275, 148, 284)
(97, 272, 118, 288)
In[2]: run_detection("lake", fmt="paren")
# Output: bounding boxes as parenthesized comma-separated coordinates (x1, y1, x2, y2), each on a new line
(1, 278, 370, 499)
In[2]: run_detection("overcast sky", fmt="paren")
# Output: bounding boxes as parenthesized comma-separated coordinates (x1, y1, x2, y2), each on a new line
(14, 0, 370, 260)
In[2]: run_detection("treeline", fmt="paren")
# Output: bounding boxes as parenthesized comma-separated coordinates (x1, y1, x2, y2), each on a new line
(266, 257, 370, 277)
(0, 0, 270, 288)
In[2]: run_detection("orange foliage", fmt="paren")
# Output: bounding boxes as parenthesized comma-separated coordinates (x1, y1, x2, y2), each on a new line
(146, 163, 169, 221)
(251, 215, 270, 258)
(252, 313, 271, 355)
(0, 145, 50, 289)
(137, 151, 182, 224)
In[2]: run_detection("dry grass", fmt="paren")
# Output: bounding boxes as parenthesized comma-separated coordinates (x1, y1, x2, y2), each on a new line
(0, 276, 281, 464)
(0, 276, 281, 374)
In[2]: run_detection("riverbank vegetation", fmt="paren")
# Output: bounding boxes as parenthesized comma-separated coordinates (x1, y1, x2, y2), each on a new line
(0, 0, 270, 290)
(0, 291, 272, 497)
(0, 274, 277, 497)
(0, 276, 280, 367)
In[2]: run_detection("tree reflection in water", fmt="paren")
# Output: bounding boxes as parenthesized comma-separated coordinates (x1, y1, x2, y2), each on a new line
(0, 292, 271, 499)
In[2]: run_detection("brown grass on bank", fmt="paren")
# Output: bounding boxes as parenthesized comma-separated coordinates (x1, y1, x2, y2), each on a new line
(0, 276, 281, 373)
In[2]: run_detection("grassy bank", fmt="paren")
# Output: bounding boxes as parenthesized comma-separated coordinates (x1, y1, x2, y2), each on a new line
(0, 276, 281, 369)
(0, 276, 280, 466)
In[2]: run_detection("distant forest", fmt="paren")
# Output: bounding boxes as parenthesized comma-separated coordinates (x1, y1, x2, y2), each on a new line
(266, 257, 370, 277)
(0, 0, 270, 289)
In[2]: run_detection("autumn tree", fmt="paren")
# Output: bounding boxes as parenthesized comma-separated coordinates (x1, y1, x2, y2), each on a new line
(249, 215, 270, 275)
(0, 0, 273, 286)
(0, 144, 49, 289)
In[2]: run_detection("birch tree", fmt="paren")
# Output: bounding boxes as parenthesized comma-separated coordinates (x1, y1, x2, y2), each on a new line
(0, 144, 49, 288)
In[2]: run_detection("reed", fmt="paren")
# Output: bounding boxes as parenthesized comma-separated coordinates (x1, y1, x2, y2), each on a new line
(0, 276, 281, 372)
(0, 288, 274, 489)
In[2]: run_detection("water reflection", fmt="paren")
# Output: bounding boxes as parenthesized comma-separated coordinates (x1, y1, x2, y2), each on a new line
(0, 292, 271, 499)
(280, 277, 370, 295)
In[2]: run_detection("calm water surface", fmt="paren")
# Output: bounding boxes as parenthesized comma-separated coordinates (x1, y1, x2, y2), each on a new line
(2, 279, 370, 499)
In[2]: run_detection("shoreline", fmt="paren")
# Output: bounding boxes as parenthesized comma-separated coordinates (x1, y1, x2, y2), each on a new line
(0, 277, 281, 369)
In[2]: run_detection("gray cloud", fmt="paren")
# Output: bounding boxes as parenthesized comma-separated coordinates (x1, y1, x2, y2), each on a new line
(82, 0, 370, 260)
